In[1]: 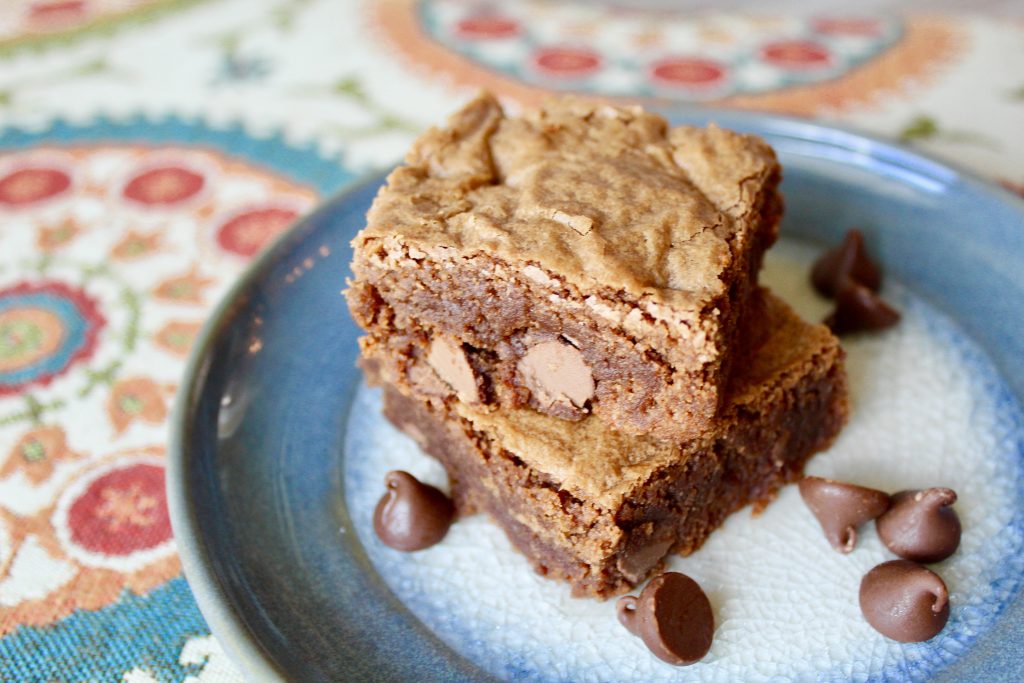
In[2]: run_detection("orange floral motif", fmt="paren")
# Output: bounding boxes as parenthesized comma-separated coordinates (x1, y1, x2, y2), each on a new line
(36, 217, 80, 252)
(111, 230, 162, 260)
(697, 24, 736, 44)
(153, 320, 202, 356)
(630, 30, 663, 49)
(152, 268, 213, 304)
(106, 377, 172, 434)
(1, 425, 83, 484)
(0, 556, 182, 637)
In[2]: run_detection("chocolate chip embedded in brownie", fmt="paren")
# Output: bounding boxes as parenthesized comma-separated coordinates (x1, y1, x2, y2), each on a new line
(375, 289, 848, 598)
(347, 92, 782, 441)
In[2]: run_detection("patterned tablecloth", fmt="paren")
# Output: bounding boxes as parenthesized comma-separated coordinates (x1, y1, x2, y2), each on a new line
(0, 1, 1021, 680)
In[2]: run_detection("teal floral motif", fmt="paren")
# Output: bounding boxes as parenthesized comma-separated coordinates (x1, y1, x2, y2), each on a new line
(0, 281, 106, 398)
(0, 261, 141, 427)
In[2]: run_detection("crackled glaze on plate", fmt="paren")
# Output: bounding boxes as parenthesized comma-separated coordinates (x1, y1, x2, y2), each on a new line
(344, 241, 1024, 683)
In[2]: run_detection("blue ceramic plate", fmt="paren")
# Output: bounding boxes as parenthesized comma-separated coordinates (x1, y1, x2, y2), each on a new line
(168, 111, 1024, 682)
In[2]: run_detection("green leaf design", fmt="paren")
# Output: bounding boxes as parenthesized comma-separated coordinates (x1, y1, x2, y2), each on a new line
(72, 58, 110, 78)
(898, 114, 999, 150)
(119, 394, 145, 415)
(899, 115, 939, 142)
(332, 76, 368, 101)
(22, 439, 46, 462)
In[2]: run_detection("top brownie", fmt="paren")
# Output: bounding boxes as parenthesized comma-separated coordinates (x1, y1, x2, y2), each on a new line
(347, 92, 781, 440)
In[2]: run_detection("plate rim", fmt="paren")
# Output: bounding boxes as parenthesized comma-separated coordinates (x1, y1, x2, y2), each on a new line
(166, 171, 382, 682)
(166, 109, 1024, 682)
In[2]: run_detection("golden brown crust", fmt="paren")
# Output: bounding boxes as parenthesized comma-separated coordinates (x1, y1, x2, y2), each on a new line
(356, 92, 779, 313)
(348, 93, 783, 440)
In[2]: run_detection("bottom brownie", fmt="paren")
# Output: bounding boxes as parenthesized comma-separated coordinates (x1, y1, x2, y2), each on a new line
(375, 290, 848, 598)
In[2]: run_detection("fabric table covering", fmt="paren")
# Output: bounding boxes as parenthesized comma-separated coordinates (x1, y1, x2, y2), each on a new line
(0, 1, 1021, 680)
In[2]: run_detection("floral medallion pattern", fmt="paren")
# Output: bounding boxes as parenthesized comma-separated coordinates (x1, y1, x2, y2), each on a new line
(372, 0, 965, 114)
(0, 281, 106, 396)
(0, 138, 318, 639)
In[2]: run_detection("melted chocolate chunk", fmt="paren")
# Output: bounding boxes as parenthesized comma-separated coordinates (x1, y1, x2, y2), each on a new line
(426, 336, 480, 404)
(824, 282, 900, 335)
(373, 470, 454, 551)
(616, 572, 714, 665)
(811, 228, 882, 298)
(876, 488, 961, 563)
(860, 560, 950, 642)
(799, 476, 891, 553)
(517, 339, 595, 410)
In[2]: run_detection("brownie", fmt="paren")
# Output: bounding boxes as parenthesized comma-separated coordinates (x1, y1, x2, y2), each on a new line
(347, 92, 782, 441)
(373, 290, 849, 598)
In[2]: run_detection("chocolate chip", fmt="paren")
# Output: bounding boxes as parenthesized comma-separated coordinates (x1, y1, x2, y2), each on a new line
(876, 488, 961, 563)
(616, 572, 714, 666)
(859, 560, 950, 642)
(517, 339, 594, 409)
(798, 476, 891, 553)
(373, 470, 454, 551)
(616, 537, 675, 584)
(811, 228, 882, 298)
(426, 336, 480, 404)
(824, 281, 900, 335)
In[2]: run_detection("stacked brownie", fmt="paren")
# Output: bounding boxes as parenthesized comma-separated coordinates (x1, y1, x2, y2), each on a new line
(346, 93, 849, 597)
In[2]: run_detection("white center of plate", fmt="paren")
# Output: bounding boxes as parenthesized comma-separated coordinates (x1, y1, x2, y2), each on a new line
(344, 239, 1024, 682)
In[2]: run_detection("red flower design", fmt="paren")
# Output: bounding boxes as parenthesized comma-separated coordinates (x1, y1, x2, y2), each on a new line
(66, 463, 171, 556)
(533, 47, 602, 77)
(216, 206, 299, 258)
(29, 1, 88, 28)
(123, 166, 205, 206)
(0, 167, 71, 206)
(761, 40, 833, 69)
(650, 58, 726, 87)
(456, 16, 520, 39)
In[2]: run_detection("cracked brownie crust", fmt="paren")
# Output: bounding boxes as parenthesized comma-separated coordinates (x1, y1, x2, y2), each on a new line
(347, 93, 782, 440)
(374, 290, 849, 597)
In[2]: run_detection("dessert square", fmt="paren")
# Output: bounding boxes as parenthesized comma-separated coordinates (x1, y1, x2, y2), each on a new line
(374, 290, 848, 597)
(347, 92, 782, 440)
